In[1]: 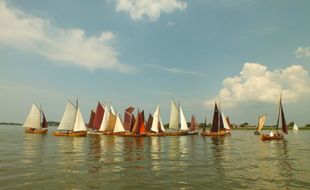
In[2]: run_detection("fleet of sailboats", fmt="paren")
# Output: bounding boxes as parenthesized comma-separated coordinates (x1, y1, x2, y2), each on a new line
(22, 103, 48, 134)
(21, 93, 303, 139)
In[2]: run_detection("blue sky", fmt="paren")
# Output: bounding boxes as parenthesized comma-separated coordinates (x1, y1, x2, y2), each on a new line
(1, 0, 310, 125)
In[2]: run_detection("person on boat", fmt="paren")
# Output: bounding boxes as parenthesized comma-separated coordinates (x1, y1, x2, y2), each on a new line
(269, 131, 274, 137)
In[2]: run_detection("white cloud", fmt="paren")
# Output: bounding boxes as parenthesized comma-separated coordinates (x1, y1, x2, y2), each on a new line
(295, 47, 310, 59)
(116, 0, 187, 21)
(0, 0, 131, 72)
(146, 64, 204, 77)
(205, 63, 310, 107)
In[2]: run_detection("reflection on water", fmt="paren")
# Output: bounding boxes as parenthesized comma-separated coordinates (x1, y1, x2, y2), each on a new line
(1, 126, 310, 189)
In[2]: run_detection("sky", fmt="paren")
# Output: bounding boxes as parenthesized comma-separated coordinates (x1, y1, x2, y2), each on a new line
(1, 0, 310, 125)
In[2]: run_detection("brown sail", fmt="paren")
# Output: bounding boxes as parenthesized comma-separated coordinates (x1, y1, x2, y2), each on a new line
(124, 107, 135, 131)
(145, 113, 153, 132)
(210, 103, 220, 132)
(93, 102, 104, 130)
(87, 110, 96, 129)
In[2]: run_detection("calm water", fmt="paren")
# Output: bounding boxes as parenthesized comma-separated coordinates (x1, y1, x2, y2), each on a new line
(0, 125, 309, 190)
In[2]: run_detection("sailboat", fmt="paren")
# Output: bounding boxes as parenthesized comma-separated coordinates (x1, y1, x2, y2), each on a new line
(261, 94, 288, 140)
(87, 102, 105, 134)
(23, 103, 48, 134)
(87, 110, 96, 129)
(53, 100, 87, 137)
(102, 105, 117, 135)
(147, 105, 166, 136)
(201, 102, 226, 136)
(118, 110, 147, 137)
(166, 100, 189, 136)
(145, 113, 153, 133)
(293, 123, 299, 131)
(254, 115, 267, 135)
(188, 115, 199, 135)
(123, 106, 135, 133)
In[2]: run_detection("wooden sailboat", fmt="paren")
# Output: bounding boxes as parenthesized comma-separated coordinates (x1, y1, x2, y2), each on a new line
(254, 114, 267, 135)
(102, 105, 117, 135)
(53, 100, 87, 137)
(261, 94, 288, 140)
(147, 105, 165, 136)
(145, 113, 153, 133)
(87, 102, 105, 134)
(188, 115, 199, 135)
(166, 100, 189, 136)
(201, 102, 226, 136)
(23, 103, 48, 134)
(118, 110, 147, 137)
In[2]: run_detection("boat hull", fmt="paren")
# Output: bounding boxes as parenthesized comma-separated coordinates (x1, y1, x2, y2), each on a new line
(116, 133, 148, 137)
(187, 131, 199, 135)
(25, 128, 48, 134)
(165, 131, 190, 136)
(87, 131, 102, 135)
(53, 131, 87, 137)
(147, 132, 165, 137)
(200, 131, 226, 136)
(261, 134, 284, 141)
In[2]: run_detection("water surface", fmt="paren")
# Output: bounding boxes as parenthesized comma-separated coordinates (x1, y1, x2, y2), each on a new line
(0, 125, 309, 189)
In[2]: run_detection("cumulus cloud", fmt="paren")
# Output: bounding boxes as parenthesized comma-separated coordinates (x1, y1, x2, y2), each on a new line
(0, 0, 131, 72)
(116, 0, 187, 21)
(205, 63, 310, 107)
(295, 47, 310, 59)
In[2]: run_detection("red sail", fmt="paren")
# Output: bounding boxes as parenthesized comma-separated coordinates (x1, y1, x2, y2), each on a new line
(139, 111, 146, 134)
(93, 102, 104, 130)
(87, 110, 96, 129)
(210, 103, 219, 132)
(124, 107, 135, 131)
(42, 112, 48, 128)
(189, 115, 196, 131)
(145, 114, 153, 132)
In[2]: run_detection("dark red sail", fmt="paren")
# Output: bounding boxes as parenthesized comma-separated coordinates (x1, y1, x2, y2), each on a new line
(139, 111, 146, 134)
(280, 99, 288, 134)
(42, 112, 48, 128)
(87, 110, 96, 129)
(145, 114, 153, 132)
(93, 102, 104, 130)
(210, 102, 220, 132)
(124, 107, 135, 131)
(189, 115, 196, 131)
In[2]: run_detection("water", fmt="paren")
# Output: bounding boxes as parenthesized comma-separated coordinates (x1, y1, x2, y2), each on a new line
(0, 125, 309, 190)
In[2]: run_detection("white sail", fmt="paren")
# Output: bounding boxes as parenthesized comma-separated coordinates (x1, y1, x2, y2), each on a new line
(113, 114, 125, 133)
(257, 115, 267, 132)
(179, 106, 188, 131)
(221, 112, 230, 130)
(73, 106, 87, 132)
(23, 103, 41, 129)
(169, 100, 179, 130)
(99, 104, 109, 131)
(110, 105, 116, 115)
(57, 100, 77, 131)
(293, 123, 299, 131)
(159, 116, 165, 132)
(151, 105, 160, 133)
